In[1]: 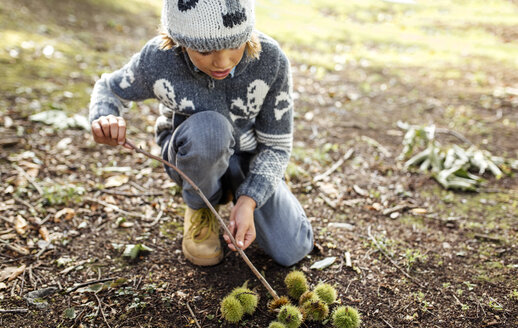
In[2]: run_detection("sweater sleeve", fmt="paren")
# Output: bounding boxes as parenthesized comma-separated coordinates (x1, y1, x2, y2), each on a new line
(235, 51, 294, 208)
(89, 42, 155, 123)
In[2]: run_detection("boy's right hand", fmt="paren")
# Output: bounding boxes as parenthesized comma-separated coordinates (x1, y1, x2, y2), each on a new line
(91, 115, 131, 149)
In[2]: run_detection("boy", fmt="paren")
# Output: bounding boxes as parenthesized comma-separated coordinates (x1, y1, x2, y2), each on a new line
(89, 0, 313, 267)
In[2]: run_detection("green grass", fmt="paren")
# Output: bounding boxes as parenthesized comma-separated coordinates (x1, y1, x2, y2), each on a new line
(2, 0, 517, 117)
(256, 0, 518, 71)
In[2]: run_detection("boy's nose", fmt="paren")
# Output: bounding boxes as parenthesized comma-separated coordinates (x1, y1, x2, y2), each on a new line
(212, 50, 232, 70)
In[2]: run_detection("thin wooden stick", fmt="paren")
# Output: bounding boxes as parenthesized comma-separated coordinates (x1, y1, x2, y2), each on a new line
(66, 277, 117, 293)
(186, 302, 202, 328)
(0, 308, 28, 313)
(95, 293, 112, 328)
(84, 197, 147, 219)
(124, 139, 279, 301)
(367, 226, 424, 288)
(313, 148, 354, 182)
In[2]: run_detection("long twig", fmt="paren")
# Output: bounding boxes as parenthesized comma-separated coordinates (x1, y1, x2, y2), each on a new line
(84, 197, 147, 219)
(124, 139, 279, 301)
(435, 128, 472, 145)
(99, 189, 163, 197)
(186, 302, 202, 328)
(65, 277, 117, 294)
(0, 308, 29, 313)
(313, 148, 354, 182)
(367, 226, 424, 288)
(95, 293, 112, 328)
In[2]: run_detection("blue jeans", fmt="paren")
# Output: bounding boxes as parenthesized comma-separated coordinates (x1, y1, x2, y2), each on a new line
(160, 111, 314, 266)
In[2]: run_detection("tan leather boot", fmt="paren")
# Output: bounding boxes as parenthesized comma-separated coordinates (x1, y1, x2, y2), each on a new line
(182, 207, 223, 266)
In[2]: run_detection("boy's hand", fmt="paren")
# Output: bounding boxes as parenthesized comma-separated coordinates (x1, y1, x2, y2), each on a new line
(224, 195, 256, 251)
(91, 115, 131, 149)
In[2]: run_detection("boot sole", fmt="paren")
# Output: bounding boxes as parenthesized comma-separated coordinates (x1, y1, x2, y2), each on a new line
(182, 243, 224, 266)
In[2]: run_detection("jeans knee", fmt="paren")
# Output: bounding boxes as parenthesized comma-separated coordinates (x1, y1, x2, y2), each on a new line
(174, 111, 235, 161)
(270, 227, 314, 267)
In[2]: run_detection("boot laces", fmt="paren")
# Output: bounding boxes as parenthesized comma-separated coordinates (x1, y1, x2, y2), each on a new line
(189, 208, 219, 243)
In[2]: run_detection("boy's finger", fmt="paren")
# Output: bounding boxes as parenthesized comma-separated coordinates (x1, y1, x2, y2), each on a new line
(109, 116, 118, 141)
(91, 121, 103, 137)
(117, 119, 126, 145)
(234, 226, 246, 249)
(99, 117, 111, 138)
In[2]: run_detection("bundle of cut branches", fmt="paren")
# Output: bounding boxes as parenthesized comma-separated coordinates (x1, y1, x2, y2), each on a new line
(397, 121, 517, 191)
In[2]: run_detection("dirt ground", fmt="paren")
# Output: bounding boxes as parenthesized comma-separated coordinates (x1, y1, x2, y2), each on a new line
(1, 1, 518, 328)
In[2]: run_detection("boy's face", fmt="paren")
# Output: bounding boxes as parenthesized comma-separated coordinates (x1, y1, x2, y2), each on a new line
(185, 44, 246, 80)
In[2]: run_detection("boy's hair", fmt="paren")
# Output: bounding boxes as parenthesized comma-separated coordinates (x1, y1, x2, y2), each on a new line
(159, 30, 262, 60)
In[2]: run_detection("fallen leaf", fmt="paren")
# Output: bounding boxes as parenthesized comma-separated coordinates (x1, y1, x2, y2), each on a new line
(14, 215, 28, 235)
(327, 222, 354, 230)
(104, 175, 129, 188)
(0, 265, 26, 282)
(310, 256, 337, 270)
(123, 244, 153, 260)
(39, 226, 50, 242)
(317, 182, 339, 197)
(54, 208, 75, 222)
(411, 208, 427, 215)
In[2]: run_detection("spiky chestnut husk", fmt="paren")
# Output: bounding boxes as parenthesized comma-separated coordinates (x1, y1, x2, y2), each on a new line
(314, 283, 338, 305)
(268, 295, 291, 312)
(230, 287, 258, 315)
(220, 295, 244, 323)
(284, 270, 308, 300)
(298, 291, 318, 306)
(277, 304, 303, 328)
(269, 321, 287, 328)
(332, 306, 361, 328)
(301, 298, 329, 322)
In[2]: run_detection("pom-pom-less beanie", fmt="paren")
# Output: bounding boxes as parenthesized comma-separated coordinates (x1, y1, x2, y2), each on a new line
(162, 0, 255, 52)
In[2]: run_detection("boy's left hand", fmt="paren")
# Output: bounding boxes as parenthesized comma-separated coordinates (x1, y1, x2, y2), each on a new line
(224, 195, 256, 251)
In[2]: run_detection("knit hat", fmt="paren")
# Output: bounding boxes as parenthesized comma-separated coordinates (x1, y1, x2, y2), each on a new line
(162, 0, 255, 52)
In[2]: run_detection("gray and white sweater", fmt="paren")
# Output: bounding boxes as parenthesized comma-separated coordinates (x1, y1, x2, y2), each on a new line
(89, 31, 294, 209)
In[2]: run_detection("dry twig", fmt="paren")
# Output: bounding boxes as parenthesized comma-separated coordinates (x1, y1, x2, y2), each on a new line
(124, 139, 280, 301)
(84, 197, 147, 219)
(66, 277, 117, 294)
(313, 148, 354, 182)
(186, 302, 202, 328)
(0, 308, 29, 313)
(95, 293, 112, 328)
(99, 189, 163, 197)
(367, 226, 424, 288)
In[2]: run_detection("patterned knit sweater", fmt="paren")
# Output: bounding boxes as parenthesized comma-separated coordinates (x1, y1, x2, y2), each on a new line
(89, 31, 294, 209)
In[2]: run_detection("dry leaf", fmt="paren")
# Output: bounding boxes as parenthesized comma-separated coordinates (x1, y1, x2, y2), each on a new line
(104, 175, 129, 188)
(411, 208, 427, 215)
(317, 182, 339, 197)
(0, 265, 26, 282)
(54, 208, 75, 222)
(14, 215, 28, 235)
(39, 226, 50, 242)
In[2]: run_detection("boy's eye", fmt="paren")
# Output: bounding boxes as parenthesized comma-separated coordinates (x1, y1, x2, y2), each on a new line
(199, 51, 213, 56)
